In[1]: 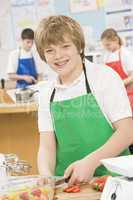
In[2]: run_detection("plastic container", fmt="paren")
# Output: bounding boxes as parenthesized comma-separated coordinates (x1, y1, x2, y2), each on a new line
(0, 176, 55, 200)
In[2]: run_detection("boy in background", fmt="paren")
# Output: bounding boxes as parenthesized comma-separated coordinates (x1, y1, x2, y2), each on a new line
(7, 28, 43, 88)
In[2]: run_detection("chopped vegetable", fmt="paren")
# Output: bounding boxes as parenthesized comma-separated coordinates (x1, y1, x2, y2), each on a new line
(90, 176, 109, 192)
(63, 185, 80, 193)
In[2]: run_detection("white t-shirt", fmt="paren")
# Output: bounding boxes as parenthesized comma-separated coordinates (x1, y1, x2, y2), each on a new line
(38, 59, 132, 133)
(104, 46, 133, 75)
(7, 48, 43, 74)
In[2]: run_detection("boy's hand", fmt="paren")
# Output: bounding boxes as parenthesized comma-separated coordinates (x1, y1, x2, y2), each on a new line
(64, 156, 98, 186)
(23, 75, 37, 83)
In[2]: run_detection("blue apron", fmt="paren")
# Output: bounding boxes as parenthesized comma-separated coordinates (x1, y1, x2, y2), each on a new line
(16, 49, 38, 88)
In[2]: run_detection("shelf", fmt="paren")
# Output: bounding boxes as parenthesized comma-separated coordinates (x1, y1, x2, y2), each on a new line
(106, 8, 132, 14)
(117, 28, 133, 32)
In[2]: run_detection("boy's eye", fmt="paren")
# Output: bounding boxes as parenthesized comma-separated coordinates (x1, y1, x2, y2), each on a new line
(45, 49, 53, 53)
(62, 44, 70, 48)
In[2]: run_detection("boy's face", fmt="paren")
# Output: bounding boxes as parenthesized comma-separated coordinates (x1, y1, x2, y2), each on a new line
(44, 37, 82, 77)
(22, 39, 34, 51)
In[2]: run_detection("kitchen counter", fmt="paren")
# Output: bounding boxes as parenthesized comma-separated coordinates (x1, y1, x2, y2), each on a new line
(56, 184, 101, 200)
(0, 102, 38, 114)
(0, 102, 39, 174)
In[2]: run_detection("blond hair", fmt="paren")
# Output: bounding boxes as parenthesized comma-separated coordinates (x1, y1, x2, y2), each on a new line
(35, 15, 85, 62)
(101, 28, 123, 46)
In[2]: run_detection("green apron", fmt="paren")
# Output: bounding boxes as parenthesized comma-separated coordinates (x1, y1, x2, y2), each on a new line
(50, 65, 129, 176)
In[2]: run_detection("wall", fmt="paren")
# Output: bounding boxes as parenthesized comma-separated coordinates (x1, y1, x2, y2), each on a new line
(0, 0, 13, 79)
(0, 0, 106, 79)
(55, 0, 105, 40)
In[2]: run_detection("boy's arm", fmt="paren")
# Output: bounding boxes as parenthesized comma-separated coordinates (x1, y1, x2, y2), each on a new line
(8, 73, 37, 83)
(65, 117, 133, 185)
(37, 131, 56, 176)
(84, 117, 133, 179)
(89, 117, 133, 166)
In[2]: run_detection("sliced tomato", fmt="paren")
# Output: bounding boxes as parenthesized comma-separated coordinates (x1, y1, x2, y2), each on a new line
(91, 176, 109, 192)
(72, 187, 80, 193)
(63, 186, 76, 193)
(63, 185, 80, 193)
(97, 182, 104, 192)
(93, 176, 109, 185)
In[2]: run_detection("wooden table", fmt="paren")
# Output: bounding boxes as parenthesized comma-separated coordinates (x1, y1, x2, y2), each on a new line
(56, 184, 101, 200)
(0, 103, 39, 174)
(0, 102, 37, 114)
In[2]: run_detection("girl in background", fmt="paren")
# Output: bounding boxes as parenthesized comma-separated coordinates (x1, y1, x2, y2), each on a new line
(101, 28, 133, 112)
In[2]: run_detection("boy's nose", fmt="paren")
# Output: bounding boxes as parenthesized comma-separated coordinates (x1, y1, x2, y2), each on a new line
(54, 48, 63, 59)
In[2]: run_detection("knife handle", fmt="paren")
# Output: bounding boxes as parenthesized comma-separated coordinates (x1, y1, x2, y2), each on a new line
(65, 176, 71, 183)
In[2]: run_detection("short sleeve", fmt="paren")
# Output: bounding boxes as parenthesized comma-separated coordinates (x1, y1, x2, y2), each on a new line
(7, 50, 19, 74)
(38, 82, 54, 133)
(101, 67, 132, 123)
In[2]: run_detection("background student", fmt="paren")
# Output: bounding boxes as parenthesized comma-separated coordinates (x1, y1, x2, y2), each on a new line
(7, 28, 43, 88)
(101, 28, 133, 111)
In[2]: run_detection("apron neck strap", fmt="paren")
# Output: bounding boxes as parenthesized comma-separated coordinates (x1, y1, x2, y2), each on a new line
(50, 88, 56, 103)
(83, 62, 91, 94)
(50, 63, 91, 103)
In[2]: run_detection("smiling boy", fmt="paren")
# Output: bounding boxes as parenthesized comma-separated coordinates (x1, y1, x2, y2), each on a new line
(35, 15, 133, 185)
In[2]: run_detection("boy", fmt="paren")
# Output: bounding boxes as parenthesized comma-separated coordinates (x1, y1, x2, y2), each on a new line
(7, 28, 43, 88)
(35, 15, 133, 185)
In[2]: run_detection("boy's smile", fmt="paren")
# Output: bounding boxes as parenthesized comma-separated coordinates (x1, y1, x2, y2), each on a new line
(54, 58, 70, 70)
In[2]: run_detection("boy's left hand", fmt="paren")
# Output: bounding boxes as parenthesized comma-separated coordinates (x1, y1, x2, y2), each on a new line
(64, 156, 98, 186)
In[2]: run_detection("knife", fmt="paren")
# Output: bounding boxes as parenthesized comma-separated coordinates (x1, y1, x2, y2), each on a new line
(55, 176, 70, 186)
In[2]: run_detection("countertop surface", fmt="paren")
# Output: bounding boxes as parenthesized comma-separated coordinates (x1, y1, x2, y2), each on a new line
(0, 102, 38, 114)
(0, 87, 38, 114)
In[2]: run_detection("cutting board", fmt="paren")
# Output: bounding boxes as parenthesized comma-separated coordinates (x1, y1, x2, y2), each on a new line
(55, 184, 101, 200)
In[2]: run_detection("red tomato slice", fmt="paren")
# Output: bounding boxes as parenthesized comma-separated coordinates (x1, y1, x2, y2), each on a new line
(63, 185, 80, 193)
(64, 186, 75, 193)
(95, 176, 108, 184)
(72, 188, 80, 193)
(98, 183, 104, 192)
(91, 176, 109, 192)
